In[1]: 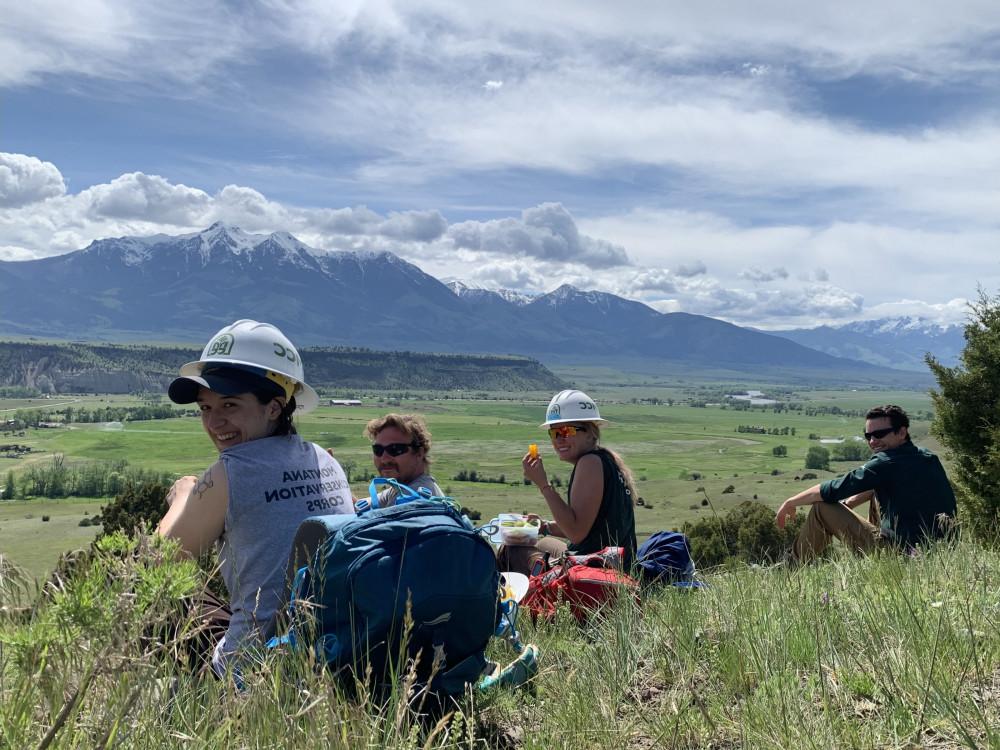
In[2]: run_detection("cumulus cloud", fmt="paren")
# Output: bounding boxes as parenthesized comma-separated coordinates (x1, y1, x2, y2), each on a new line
(675, 261, 707, 277)
(83, 173, 211, 224)
(629, 269, 677, 294)
(0, 153, 66, 207)
(379, 210, 447, 242)
(448, 202, 629, 268)
(739, 266, 789, 282)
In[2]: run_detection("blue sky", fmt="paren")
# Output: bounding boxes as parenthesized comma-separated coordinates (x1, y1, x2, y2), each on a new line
(2, 1, 999, 328)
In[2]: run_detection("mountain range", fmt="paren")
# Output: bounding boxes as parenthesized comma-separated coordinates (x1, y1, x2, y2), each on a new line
(770, 318, 965, 372)
(0, 223, 944, 385)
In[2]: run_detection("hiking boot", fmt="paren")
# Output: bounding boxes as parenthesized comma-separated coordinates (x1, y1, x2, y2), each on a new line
(477, 644, 539, 690)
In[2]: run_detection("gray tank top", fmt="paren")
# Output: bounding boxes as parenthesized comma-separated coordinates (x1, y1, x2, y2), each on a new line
(217, 434, 353, 659)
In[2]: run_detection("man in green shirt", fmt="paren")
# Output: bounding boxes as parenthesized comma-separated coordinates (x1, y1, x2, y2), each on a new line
(775, 404, 956, 563)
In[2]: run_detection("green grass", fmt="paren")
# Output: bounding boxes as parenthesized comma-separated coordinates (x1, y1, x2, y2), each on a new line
(0, 534, 995, 748)
(0, 498, 104, 580)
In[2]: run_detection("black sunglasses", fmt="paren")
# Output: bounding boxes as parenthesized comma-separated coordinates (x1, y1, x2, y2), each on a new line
(371, 442, 418, 457)
(864, 426, 898, 441)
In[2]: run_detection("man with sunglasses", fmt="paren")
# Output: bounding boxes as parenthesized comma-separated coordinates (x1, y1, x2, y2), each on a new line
(364, 413, 442, 506)
(775, 404, 956, 563)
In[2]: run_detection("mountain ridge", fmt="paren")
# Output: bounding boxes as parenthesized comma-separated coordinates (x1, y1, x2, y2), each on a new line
(0, 224, 932, 385)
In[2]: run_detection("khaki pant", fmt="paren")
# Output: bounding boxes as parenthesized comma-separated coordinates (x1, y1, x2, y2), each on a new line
(497, 536, 568, 576)
(793, 499, 884, 563)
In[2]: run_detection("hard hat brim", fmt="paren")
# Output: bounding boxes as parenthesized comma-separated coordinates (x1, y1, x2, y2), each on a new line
(540, 416, 608, 428)
(177, 359, 319, 413)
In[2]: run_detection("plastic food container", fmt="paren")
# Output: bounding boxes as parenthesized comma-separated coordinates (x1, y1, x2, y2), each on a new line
(498, 513, 540, 546)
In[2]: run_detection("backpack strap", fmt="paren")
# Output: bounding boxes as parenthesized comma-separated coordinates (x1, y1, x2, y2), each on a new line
(361, 477, 461, 516)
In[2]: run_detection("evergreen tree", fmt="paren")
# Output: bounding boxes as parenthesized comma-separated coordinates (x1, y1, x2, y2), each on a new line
(98, 481, 170, 536)
(927, 290, 1000, 540)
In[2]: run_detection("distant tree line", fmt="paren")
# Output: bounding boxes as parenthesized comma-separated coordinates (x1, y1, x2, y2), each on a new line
(735, 425, 797, 436)
(2, 456, 173, 500)
(2, 403, 182, 430)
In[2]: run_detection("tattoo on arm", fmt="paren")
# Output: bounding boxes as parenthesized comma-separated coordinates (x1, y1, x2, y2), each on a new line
(193, 470, 214, 501)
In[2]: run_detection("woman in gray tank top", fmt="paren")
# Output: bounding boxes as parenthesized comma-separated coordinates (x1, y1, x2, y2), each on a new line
(157, 320, 354, 678)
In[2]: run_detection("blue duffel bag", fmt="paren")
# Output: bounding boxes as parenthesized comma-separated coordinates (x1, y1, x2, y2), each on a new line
(635, 531, 705, 588)
(271, 478, 500, 698)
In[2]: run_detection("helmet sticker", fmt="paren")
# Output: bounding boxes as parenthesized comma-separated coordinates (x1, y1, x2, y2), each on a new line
(206, 334, 235, 357)
(273, 341, 298, 364)
(546, 404, 561, 421)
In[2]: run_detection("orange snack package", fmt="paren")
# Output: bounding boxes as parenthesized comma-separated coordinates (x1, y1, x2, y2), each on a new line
(528, 443, 538, 459)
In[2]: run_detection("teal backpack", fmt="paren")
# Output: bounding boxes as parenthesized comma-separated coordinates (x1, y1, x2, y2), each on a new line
(270, 478, 500, 698)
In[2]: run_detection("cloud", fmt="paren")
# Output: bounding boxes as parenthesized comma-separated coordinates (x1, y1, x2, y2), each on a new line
(448, 202, 630, 268)
(83, 173, 211, 224)
(0, 153, 66, 207)
(483, 80, 503, 90)
(863, 297, 970, 326)
(379, 210, 447, 242)
(675, 261, 707, 277)
(739, 266, 789, 282)
(629, 269, 677, 294)
(0, 2, 251, 88)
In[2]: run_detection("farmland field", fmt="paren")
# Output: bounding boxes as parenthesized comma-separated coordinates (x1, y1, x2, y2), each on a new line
(0, 386, 941, 578)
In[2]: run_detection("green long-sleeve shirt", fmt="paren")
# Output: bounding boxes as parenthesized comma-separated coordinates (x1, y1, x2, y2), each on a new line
(819, 442, 956, 547)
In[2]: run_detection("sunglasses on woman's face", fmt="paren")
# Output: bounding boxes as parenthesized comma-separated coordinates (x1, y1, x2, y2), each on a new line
(371, 442, 417, 457)
(548, 425, 586, 440)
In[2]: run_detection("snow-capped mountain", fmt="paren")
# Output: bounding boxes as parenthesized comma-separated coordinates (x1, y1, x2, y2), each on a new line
(446, 281, 533, 305)
(771, 317, 965, 371)
(0, 224, 927, 383)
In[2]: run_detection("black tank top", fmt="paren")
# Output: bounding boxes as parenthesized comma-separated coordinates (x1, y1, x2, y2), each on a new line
(567, 448, 637, 567)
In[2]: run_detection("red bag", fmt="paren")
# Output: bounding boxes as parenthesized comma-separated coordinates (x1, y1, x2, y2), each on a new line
(522, 546, 639, 624)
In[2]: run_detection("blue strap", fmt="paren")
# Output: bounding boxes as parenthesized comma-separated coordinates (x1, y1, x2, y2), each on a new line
(367, 477, 424, 509)
(362, 477, 459, 515)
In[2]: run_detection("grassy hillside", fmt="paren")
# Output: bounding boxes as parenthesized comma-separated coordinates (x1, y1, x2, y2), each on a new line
(0, 341, 565, 394)
(0, 535, 995, 748)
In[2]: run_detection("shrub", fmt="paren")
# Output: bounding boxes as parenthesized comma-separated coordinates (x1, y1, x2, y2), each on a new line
(722, 485, 735, 494)
(684, 500, 805, 567)
(98, 481, 171, 536)
(801, 472, 818, 480)
(805, 446, 830, 471)
(41, 515, 50, 522)
(832, 444, 867, 461)
(772, 445, 787, 457)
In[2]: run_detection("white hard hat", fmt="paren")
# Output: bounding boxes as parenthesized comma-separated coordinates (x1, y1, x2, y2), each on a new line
(172, 319, 319, 412)
(541, 389, 607, 427)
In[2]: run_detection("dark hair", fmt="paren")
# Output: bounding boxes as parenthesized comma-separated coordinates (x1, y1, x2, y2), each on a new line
(866, 404, 909, 441)
(250, 387, 297, 436)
